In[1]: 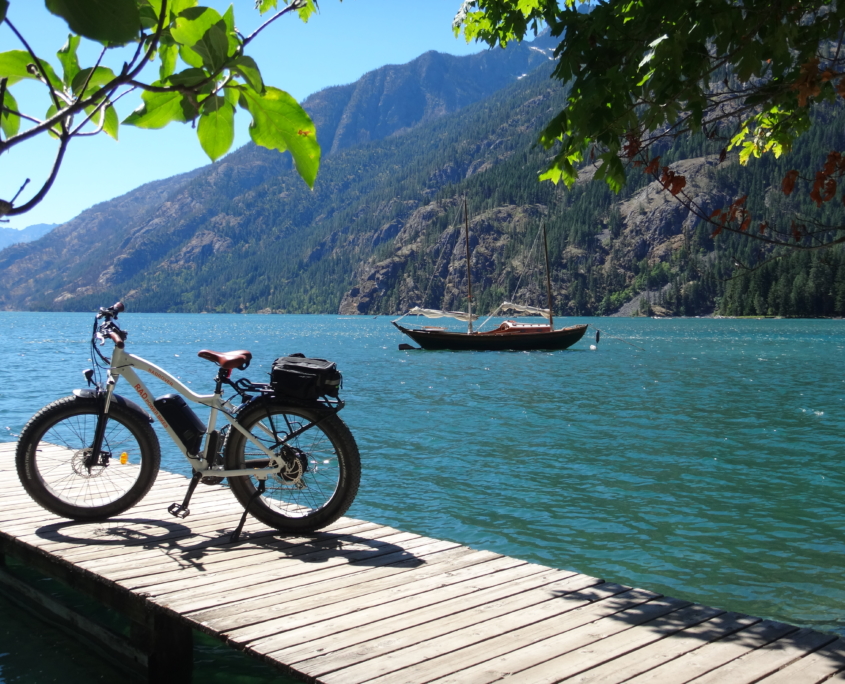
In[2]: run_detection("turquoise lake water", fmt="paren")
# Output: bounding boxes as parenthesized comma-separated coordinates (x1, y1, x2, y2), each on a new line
(1, 312, 844, 680)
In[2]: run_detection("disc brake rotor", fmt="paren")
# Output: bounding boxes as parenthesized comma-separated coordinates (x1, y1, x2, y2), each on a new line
(71, 448, 109, 477)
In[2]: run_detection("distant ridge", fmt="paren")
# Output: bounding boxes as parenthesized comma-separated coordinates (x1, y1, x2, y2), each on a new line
(0, 223, 57, 251)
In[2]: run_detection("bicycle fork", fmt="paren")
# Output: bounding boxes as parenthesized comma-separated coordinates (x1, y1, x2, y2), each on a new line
(85, 383, 116, 473)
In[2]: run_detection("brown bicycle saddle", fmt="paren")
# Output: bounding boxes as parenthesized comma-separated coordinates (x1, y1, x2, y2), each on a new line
(196, 349, 252, 370)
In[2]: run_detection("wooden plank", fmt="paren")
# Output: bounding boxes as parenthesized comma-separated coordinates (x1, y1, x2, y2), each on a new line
(189, 546, 497, 632)
(99, 522, 391, 584)
(756, 637, 845, 683)
(144, 537, 448, 599)
(274, 571, 607, 675)
(62, 514, 373, 566)
(311, 587, 665, 684)
(464, 604, 727, 684)
(222, 556, 547, 644)
(168, 541, 479, 617)
(75, 520, 389, 577)
(557, 611, 761, 684)
(624, 620, 801, 683)
(689, 628, 838, 684)
(226, 555, 531, 646)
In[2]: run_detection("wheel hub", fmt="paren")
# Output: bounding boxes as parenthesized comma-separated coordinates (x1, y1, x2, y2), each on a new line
(277, 445, 309, 485)
(72, 448, 109, 477)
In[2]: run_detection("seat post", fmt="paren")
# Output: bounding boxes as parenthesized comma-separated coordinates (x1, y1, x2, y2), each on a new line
(214, 367, 231, 395)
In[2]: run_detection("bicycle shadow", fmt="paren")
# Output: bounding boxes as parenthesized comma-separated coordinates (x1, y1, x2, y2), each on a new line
(34, 518, 426, 574)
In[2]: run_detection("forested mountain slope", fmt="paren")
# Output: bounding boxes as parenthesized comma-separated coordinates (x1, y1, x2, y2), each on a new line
(0, 36, 555, 312)
(1, 35, 843, 317)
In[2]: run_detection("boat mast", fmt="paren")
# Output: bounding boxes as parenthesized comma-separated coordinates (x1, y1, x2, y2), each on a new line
(542, 222, 554, 330)
(464, 197, 474, 334)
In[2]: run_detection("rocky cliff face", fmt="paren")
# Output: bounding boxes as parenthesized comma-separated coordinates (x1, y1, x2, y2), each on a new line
(338, 156, 733, 316)
(339, 201, 549, 314)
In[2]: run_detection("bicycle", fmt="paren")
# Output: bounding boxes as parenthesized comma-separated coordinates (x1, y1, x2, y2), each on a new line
(15, 302, 361, 541)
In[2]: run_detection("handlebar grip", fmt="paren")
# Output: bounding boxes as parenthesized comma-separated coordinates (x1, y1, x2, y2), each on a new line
(108, 330, 125, 349)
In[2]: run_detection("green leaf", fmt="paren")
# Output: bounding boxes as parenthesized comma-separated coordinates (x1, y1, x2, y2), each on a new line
(44, 0, 140, 45)
(255, 0, 277, 15)
(231, 56, 263, 93)
(57, 34, 80, 86)
(191, 22, 229, 72)
(1, 89, 20, 139)
(0, 50, 39, 86)
(222, 5, 239, 57)
(296, 0, 318, 23)
(0, 50, 61, 88)
(222, 85, 239, 107)
(169, 0, 198, 19)
(102, 103, 119, 139)
(84, 102, 119, 139)
(139, 3, 159, 29)
(178, 44, 204, 69)
(44, 103, 64, 138)
(171, 7, 222, 47)
(71, 66, 117, 96)
(159, 43, 178, 80)
(238, 85, 320, 188)
(0, 0, 9, 23)
(166, 67, 208, 88)
(123, 87, 197, 129)
(197, 95, 234, 160)
(171, 7, 228, 72)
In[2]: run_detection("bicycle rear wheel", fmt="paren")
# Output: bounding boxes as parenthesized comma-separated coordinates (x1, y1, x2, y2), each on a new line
(16, 395, 161, 521)
(225, 398, 361, 533)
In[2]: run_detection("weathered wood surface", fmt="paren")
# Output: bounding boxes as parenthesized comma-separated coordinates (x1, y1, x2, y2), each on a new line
(1, 441, 843, 683)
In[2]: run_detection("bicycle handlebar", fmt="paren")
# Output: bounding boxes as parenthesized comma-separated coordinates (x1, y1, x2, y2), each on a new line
(97, 301, 125, 320)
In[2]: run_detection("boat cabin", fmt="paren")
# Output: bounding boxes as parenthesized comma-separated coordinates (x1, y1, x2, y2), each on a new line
(479, 320, 552, 335)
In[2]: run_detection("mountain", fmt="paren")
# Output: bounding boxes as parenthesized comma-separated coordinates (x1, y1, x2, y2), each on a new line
(0, 36, 558, 312)
(0, 223, 57, 251)
(1, 35, 844, 318)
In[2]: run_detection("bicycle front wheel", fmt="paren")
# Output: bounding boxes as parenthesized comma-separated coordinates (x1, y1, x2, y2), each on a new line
(225, 399, 361, 533)
(16, 395, 161, 521)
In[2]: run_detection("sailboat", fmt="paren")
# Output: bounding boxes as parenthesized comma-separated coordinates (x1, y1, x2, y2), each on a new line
(392, 203, 589, 351)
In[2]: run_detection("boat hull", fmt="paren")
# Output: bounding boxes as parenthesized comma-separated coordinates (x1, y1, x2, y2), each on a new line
(393, 322, 589, 351)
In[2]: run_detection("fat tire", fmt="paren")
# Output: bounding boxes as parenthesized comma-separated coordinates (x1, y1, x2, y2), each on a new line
(16, 395, 161, 521)
(225, 398, 361, 533)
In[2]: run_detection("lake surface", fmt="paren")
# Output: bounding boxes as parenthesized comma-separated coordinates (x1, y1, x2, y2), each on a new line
(1, 312, 844, 678)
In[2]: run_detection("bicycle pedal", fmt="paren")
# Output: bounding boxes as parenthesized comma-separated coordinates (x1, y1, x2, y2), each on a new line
(167, 503, 190, 519)
(200, 476, 224, 485)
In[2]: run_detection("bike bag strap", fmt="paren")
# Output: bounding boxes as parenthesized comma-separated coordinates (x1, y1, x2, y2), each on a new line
(271, 354, 343, 400)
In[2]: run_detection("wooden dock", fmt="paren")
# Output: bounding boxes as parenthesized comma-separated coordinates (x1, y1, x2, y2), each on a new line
(1, 441, 844, 683)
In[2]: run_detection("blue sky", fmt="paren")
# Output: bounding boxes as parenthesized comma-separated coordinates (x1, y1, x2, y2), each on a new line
(0, 1, 484, 229)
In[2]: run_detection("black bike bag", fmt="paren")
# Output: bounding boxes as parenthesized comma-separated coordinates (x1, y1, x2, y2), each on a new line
(271, 354, 342, 400)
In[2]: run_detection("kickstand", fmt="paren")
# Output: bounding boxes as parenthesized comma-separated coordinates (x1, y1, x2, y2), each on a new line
(168, 471, 202, 519)
(230, 480, 266, 544)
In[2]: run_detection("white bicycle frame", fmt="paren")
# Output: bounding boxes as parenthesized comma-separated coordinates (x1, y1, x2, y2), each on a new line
(102, 340, 283, 479)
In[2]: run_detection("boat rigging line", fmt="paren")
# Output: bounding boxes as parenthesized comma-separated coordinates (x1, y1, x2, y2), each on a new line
(476, 220, 545, 330)
(393, 197, 465, 324)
